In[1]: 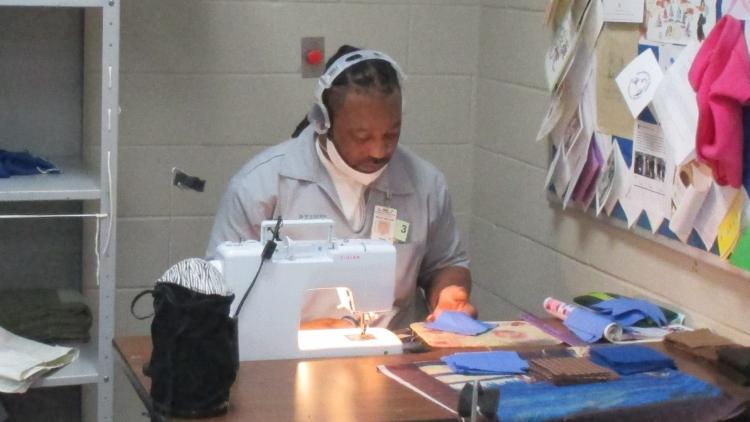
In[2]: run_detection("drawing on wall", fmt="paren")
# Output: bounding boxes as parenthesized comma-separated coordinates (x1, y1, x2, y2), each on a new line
(595, 148, 617, 215)
(645, 0, 716, 44)
(627, 71, 652, 100)
(545, 7, 578, 90)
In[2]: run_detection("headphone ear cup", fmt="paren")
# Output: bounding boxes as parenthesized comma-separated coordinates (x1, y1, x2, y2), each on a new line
(307, 102, 330, 135)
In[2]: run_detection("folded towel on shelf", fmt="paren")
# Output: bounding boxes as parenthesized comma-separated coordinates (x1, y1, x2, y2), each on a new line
(0, 289, 92, 343)
(0, 326, 78, 393)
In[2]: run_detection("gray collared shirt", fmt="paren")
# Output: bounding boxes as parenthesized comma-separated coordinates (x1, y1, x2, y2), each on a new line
(207, 126, 469, 329)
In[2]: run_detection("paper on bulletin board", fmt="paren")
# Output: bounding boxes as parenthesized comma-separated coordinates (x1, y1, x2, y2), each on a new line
(717, 190, 744, 259)
(563, 70, 599, 208)
(693, 184, 740, 250)
(645, 0, 717, 45)
(595, 23, 640, 138)
(650, 41, 701, 167)
(721, 0, 750, 20)
(603, 0, 645, 23)
(615, 49, 664, 118)
(668, 161, 713, 242)
(625, 121, 674, 232)
(546, 6, 579, 91)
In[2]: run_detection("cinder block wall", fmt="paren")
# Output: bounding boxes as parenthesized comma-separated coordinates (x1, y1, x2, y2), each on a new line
(471, 0, 750, 344)
(114, 1, 478, 419)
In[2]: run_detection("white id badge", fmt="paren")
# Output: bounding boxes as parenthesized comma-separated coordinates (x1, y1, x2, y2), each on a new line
(371, 205, 397, 242)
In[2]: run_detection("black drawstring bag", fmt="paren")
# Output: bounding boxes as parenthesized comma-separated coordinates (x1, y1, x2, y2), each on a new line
(132, 258, 238, 419)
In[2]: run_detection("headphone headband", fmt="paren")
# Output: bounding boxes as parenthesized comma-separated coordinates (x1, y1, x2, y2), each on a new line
(308, 49, 406, 134)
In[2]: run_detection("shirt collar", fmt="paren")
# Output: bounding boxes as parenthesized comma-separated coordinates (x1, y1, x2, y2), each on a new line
(279, 125, 415, 195)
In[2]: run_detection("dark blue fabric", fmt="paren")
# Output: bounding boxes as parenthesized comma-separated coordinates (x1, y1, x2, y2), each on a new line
(590, 345, 676, 375)
(496, 370, 720, 422)
(0, 150, 59, 178)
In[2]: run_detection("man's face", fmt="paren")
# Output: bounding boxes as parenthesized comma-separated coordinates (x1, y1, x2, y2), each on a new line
(328, 89, 402, 173)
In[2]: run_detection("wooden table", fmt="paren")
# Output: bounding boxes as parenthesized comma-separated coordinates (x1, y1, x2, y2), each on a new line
(115, 336, 750, 422)
(115, 336, 459, 422)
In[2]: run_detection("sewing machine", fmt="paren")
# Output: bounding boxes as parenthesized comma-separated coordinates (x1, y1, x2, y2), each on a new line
(210, 219, 403, 361)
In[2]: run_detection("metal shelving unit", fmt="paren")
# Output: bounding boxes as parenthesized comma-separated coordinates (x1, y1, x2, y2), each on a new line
(0, 0, 119, 420)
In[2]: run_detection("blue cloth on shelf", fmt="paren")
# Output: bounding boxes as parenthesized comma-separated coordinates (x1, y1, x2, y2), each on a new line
(496, 369, 720, 422)
(424, 311, 496, 336)
(563, 308, 614, 343)
(590, 345, 676, 375)
(591, 298, 667, 326)
(0, 150, 59, 178)
(441, 351, 528, 375)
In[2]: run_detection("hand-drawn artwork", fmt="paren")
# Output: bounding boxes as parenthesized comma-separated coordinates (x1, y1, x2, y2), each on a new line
(561, 107, 583, 154)
(595, 148, 617, 215)
(720, 0, 750, 20)
(646, 0, 716, 45)
(628, 71, 652, 100)
(545, 8, 578, 91)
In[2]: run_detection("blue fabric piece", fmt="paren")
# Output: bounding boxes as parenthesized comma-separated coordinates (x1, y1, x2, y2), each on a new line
(590, 345, 676, 375)
(591, 298, 667, 326)
(496, 370, 720, 422)
(424, 311, 496, 336)
(0, 150, 59, 178)
(611, 310, 647, 327)
(441, 351, 528, 375)
(563, 308, 614, 343)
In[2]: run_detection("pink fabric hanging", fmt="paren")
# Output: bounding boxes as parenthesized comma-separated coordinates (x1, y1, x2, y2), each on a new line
(688, 15, 750, 187)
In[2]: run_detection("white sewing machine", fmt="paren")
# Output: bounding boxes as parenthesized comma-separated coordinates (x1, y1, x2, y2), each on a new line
(210, 219, 403, 361)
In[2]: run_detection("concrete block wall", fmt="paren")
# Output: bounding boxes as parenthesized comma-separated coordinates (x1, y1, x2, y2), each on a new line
(472, 0, 750, 343)
(113, 1, 477, 419)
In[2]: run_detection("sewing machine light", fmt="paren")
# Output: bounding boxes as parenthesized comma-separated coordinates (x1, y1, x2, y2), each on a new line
(212, 219, 403, 361)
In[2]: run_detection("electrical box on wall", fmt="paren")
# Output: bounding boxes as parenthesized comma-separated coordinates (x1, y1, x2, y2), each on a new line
(301, 36, 325, 78)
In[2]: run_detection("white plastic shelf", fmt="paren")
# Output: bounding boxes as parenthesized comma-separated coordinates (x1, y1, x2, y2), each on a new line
(0, 0, 105, 7)
(33, 340, 99, 388)
(0, 156, 100, 202)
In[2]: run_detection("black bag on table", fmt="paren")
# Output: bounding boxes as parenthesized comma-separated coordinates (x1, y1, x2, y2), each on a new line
(132, 258, 238, 419)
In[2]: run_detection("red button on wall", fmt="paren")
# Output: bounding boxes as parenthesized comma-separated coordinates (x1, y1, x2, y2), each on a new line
(306, 49, 324, 65)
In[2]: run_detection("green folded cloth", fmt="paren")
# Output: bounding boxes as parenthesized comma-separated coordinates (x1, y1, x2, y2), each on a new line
(0, 288, 92, 343)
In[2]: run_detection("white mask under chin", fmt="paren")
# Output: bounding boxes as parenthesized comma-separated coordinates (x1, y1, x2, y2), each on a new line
(325, 137, 387, 186)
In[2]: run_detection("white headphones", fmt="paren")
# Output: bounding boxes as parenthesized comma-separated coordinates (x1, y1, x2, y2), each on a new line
(307, 49, 407, 135)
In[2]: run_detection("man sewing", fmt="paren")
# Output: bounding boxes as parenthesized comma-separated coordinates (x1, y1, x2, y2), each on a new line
(206, 45, 476, 330)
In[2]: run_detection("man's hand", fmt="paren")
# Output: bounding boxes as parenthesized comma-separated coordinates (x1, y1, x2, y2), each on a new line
(425, 266, 477, 322)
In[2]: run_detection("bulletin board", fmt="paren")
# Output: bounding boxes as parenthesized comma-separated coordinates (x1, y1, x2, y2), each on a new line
(540, 0, 750, 276)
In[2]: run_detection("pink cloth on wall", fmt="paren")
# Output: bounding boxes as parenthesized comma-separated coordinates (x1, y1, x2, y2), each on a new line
(688, 16, 750, 187)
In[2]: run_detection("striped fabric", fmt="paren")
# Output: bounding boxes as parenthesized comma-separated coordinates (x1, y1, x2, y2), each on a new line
(156, 258, 232, 297)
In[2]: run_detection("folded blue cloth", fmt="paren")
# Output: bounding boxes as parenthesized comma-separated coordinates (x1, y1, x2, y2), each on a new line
(590, 345, 676, 375)
(441, 351, 528, 375)
(563, 308, 614, 343)
(0, 150, 59, 178)
(591, 298, 667, 327)
(424, 311, 496, 336)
